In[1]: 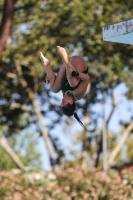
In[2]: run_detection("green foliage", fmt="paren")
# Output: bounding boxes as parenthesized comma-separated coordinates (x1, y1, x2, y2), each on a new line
(1, 0, 133, 169)
(0, 148, 16, 170)
(0, 131, 42, 170)
(125, 134, 133, 161)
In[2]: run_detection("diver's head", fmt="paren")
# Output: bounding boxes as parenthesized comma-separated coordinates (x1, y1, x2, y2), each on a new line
(61, 93, 75, 116)
(61, 94, 74, 108)
(61, 95, 87, 131)
(61, 102, 76, 116)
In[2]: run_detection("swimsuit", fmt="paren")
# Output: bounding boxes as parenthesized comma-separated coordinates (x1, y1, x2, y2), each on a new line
(63, 68, 88, 101)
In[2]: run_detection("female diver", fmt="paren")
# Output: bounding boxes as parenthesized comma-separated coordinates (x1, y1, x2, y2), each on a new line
(39, 46, 90, 130)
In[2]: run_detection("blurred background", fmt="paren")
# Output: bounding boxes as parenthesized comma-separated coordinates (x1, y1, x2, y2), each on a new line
(0, 0, 133, 199)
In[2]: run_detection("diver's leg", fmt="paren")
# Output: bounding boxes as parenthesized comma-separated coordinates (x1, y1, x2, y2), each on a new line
(39, 52, 55, 76)
(57, 46, 75, 70)
(39, 52, 56, 91)
(57, 46, 87, 72)
(52, 63, 67, 92)
(39, 52, 67, 93)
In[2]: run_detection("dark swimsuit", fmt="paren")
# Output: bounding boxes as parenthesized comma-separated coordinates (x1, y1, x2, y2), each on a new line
(63, 68, 89, 101)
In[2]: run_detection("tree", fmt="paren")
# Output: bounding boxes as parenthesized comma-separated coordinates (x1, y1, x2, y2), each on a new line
(1, 0, 133, 170)
(0, 130, 42, 170)
(0, 0, 55, 168)
(0, 0, 16, 58)
(0, 130, 25, 170)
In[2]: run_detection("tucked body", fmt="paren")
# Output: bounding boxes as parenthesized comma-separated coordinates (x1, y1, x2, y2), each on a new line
(39, 46, 90, 130)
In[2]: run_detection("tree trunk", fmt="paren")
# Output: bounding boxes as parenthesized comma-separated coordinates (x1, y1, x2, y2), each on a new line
(0, 0, 16, 58)
(102, 98, 107, 172)
(0, 131, 26, 171)
(107, 121, 133, 169)
(27, 88, 54, 159)
(81, 113, 89, 169)
(15, 61, 54, 165)
(94, 134, 102, 167)
(94, 90, 116, 168)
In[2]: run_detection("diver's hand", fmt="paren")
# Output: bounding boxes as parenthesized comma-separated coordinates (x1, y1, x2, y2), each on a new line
(45, 75, 51, 84)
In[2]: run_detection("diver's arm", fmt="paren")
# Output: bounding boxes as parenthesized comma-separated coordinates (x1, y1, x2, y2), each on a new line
(66, 67, 90, 87)
(73, 76, 91, 100)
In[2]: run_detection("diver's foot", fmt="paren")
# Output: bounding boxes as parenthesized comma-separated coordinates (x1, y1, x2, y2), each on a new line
(57, 46, 69, 64)
(39, 52, 51, 66)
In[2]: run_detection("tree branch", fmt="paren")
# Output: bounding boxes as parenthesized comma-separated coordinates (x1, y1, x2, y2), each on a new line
(6, 72, 17, 79)
(106, 90, 116, 129)
(15, 60, 54, 165)
(94, 89, 116, 168)
(11, 103, 32, 112)
(0, 0, 17, 58)
(0, 131, 26, 171)
(107, 121, 133, 169)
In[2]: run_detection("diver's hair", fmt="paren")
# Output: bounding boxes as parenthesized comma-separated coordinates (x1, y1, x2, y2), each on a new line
(73, 112, 87, 131)
(62, 102, 75, 116)
(62, 103, 87, 131)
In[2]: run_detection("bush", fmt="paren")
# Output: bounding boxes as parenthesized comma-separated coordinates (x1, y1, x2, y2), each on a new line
(0, 166, 132, 200)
